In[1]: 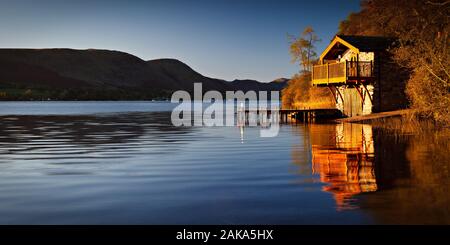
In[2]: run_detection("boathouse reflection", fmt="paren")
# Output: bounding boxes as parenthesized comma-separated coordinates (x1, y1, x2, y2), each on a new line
(310, 123, 377, 210)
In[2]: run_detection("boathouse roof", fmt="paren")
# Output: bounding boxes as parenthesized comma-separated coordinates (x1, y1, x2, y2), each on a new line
(319, 35, 395, 62)
(337, 35, 395, 51)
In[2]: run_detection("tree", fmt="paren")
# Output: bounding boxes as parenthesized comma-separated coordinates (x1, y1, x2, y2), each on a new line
(282, 27, 333, 109)
(338, 0, 450, 125)
(288, 27, 321, 73)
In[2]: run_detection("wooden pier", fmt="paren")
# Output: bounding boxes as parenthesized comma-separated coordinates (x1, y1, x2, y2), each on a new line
(239, 108, 342, 123)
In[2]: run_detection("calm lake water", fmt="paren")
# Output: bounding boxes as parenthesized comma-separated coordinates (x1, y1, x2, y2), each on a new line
(0, 101, 448, 224)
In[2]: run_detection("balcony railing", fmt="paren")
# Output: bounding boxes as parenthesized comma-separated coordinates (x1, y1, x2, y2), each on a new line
(312, 61, 374, 85)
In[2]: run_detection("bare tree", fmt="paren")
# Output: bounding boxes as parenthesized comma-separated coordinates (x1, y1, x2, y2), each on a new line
(288, 27, 321, 73)
(282, 27, 333, 109)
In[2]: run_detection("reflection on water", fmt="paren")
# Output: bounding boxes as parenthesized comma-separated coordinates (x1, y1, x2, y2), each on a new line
(311, 124, 377, 210)
(296, 123, 450, 224)
(0, 102, 448, 224)
(365, 128, 450, 224)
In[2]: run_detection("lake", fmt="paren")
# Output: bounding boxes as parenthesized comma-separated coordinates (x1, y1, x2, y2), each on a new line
(0, 101, 448, 224)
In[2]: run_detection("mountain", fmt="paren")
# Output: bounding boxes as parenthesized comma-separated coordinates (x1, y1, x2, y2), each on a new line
(229, 78, 288, 92)
(0, 49, 288, 100)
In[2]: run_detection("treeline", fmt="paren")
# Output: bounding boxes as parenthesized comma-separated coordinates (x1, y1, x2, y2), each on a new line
(0, 86, 280, 101)
(0, 87, 173, 101)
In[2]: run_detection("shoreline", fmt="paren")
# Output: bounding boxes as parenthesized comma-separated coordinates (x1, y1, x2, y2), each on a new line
(334, 109, 413, 123)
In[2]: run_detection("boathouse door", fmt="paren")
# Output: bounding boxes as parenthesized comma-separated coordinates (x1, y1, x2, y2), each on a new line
(343, 88, 363, 117)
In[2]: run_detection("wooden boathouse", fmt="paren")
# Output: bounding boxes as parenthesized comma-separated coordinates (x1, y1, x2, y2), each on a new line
(311, 35, 408, 117)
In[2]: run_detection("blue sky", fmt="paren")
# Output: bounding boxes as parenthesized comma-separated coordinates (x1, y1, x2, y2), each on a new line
(0, 0, 361, 81)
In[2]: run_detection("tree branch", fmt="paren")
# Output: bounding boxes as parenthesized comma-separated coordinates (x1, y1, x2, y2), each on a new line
(426, 1, 450, 6)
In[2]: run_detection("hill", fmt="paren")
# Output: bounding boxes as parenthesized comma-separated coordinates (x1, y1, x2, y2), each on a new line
(0, 49, 287, 100)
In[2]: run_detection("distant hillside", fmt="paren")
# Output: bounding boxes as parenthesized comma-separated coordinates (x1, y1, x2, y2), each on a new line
(0, 49, 288, 100)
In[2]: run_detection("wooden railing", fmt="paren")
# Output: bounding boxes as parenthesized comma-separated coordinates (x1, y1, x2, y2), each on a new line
(312, 61, 374, 85)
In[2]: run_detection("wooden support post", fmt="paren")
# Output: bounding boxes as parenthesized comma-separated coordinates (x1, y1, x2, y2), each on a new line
(354, 85, 365, 108)
(334, 86, 344, 105)
(326, 63, 329, 84)
(328, 86, 338, 103)
(362, 84, 373, 104)
(370, 60, 373, 77)
(344, 61, 348, 84)
(356, 55, 360, 80)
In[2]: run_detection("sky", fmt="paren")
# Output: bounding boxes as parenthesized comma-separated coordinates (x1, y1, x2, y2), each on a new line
(0, 0, 361, 82)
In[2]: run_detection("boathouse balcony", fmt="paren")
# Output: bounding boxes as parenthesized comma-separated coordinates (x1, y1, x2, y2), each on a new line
(311, 61, 374, 86)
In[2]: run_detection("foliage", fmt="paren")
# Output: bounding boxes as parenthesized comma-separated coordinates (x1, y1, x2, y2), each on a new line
(0, 87, 173, 101)
(281, 73, 334, 109)
(339, 0, 450, 125)
(283, 27, 333, 109)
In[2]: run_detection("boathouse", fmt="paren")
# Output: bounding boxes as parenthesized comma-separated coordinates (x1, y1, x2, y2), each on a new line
(311, 35, 408, 117)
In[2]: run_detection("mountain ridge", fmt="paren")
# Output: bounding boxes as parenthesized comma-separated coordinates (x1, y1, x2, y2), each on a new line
(0, 48, 288, 100)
